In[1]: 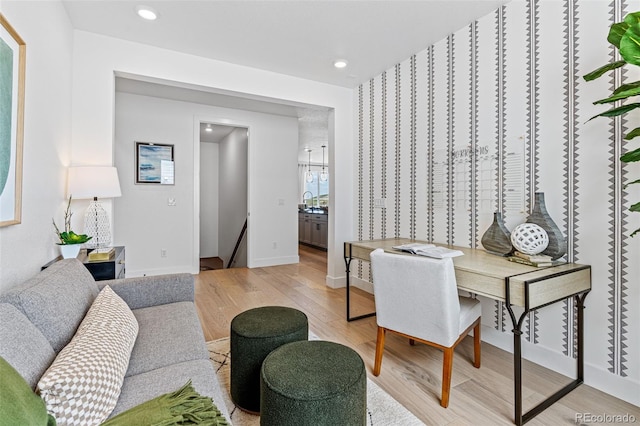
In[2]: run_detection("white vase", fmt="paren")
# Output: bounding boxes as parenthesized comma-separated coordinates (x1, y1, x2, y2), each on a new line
(59, 244, 81, 259)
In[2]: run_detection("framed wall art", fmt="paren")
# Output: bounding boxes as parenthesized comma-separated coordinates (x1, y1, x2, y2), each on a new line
(135, 142, 175, 184)
(0, 14, 26, 227)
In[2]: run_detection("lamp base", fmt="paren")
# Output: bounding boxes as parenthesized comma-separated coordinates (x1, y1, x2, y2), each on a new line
(84, 199, 111, 249)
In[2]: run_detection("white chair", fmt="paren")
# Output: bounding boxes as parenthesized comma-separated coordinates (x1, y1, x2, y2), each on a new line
(369, 248, 481, 408)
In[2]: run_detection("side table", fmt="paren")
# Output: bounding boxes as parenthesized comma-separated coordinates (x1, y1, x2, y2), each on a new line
(42, 246, 125, 281)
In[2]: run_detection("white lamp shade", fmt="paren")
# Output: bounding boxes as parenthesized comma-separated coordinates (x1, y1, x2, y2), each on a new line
(68, 166, 122, 199)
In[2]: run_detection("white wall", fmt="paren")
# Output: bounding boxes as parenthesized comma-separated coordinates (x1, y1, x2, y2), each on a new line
(0, 2, 74, 291)
(71, 30, 353, 283)
(200, 141, 219, 258)
(114, 91, 298, 275)
(218, 128, 248, 268)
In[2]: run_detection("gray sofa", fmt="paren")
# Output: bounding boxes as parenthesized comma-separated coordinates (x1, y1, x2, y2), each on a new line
(0, 258, 229, 422)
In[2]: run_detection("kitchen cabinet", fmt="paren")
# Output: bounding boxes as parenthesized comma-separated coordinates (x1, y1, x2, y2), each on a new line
(298, 212, 328, 250)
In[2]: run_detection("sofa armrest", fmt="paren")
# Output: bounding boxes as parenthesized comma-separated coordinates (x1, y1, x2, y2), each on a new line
(97, 273, 194, 310)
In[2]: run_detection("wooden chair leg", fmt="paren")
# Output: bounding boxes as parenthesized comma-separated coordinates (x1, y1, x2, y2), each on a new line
(409, 339, 415, 346)
(373, 327, 386, 376)
(473, 321, 481, 368)
(441, 347, 454, 408)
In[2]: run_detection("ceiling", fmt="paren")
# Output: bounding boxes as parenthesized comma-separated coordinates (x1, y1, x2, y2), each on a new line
(62, 0, 507, 89)
(74, 0, 507, 162)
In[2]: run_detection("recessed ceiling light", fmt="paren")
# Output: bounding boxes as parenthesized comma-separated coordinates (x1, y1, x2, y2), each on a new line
(205, 124, 212, 132)
(136, 5, 158, 21)
(333, 59, 348, 69)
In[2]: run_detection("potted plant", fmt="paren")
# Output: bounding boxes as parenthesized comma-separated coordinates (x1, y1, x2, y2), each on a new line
(53, 195, 92, 258)
(584, 11, 640, 237)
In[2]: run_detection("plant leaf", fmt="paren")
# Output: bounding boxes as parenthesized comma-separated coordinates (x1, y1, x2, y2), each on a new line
(621, 147, 640, 163)
(608, 21, 629, 48)
(583, 60, 626, 81)
(620, 21, 640, 66)
(624, 178, 640, 188)
(588, 103, 640, 121)
(623, 11, 640, 27)
(631, 227, 640, 238)
(631, 201, 640, 212)
(625, 127, 640, 140)
(614, 81, 640, 94)
(594, 85, 640, 104)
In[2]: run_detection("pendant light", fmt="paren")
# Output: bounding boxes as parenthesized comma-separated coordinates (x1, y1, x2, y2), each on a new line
(305, 148, 314, 183)
(320, 144, 328, 182)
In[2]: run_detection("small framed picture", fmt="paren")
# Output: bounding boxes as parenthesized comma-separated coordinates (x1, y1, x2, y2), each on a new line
(135, 142, 174, 184)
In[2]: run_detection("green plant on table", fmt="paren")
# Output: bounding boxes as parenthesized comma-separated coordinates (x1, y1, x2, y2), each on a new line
(52, 196, 92, 245)
(584, 10, 640, 237)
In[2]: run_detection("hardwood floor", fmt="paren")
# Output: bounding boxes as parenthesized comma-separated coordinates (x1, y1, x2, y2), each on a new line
(195, 244, 639, 425)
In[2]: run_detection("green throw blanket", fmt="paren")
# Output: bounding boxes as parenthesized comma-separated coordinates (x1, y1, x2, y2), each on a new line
(101, 380, 229, 426)
(0, 356, 56, 426)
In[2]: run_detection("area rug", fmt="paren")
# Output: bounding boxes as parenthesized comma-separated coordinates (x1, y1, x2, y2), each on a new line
(207, 337, 424, 426)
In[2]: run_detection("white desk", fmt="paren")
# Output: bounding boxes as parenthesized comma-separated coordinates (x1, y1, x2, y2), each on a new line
(344, 238, 591, 426)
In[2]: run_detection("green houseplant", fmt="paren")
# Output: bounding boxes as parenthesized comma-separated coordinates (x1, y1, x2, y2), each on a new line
(584, 11, 640, 237)
(53, 196, 91, 258)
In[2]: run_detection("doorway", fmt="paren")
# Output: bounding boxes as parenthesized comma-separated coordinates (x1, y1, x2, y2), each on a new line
(199, 121, 248, 269)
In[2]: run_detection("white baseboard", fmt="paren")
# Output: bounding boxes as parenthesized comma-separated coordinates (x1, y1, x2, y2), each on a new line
(325, 274, 345, 289)
(349, 276, 374, 294)
(249, 255, 299, 268)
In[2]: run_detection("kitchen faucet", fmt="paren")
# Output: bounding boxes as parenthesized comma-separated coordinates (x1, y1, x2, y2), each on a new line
(302, 191, 314, 208)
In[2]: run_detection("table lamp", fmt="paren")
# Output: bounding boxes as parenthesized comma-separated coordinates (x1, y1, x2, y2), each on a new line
(67, 166, 122, 248)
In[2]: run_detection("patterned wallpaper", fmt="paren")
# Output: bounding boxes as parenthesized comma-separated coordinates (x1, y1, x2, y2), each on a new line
(354, 0, 639, 395)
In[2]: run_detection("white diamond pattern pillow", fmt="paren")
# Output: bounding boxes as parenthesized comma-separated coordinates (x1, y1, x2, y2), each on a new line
(37, 285, 138, 425)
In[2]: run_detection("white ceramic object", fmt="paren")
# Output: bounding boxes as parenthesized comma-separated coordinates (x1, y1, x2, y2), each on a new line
(59, 244, 81, 259)
(510, 223, 549, 255)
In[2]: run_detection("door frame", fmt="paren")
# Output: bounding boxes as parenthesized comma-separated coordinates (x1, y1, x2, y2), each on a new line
(192, 116, 250, 272)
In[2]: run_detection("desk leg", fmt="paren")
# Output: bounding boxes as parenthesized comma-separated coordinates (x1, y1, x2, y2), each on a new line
(505, 303, 526, 426)
(345, 255, 353, 321)
(344, 252, 376, 322)
(506, 291, 590, 425)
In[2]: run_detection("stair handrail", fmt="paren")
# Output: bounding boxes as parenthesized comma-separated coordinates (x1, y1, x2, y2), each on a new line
(227, 217, 248, 268)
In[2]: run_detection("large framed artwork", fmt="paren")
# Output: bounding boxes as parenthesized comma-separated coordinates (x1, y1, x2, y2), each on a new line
(0, 15, 26, 227)
(135, 142, 175, 184)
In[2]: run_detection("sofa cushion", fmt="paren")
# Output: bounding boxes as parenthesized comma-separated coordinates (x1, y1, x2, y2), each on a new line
(37, 286, 138, 425)
(0, 259, 99, 352)
(125, 301, 209, 377)
(0, 303, 56, 389)
(110, 359, 229, 422)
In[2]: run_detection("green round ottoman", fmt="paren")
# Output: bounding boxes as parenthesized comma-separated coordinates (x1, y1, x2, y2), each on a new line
(260, 340, 366, 426)
(230, 306, 308, 413)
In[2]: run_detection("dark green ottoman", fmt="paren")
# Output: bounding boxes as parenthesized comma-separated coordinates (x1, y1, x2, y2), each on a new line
(230, 306, 308, 413)
(260, 340, 366, 426)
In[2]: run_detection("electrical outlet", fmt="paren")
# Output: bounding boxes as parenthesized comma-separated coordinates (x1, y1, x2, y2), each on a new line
(160, 249, 167, 258)
(374, 198, 387, 208)
(168, 197, 176, 206)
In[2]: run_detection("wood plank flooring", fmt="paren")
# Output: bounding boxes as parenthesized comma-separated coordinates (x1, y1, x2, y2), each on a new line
(195, 244, 639, 425)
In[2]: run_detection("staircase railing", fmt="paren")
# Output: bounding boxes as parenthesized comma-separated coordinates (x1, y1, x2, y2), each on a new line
(227, 217, 248, 268)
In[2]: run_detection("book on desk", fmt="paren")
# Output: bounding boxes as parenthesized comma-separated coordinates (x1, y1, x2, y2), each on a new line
(392, 243, 464, 259)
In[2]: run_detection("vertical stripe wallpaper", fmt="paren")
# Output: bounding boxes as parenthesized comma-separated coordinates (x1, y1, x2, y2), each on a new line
(354, 0, 639, 397)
